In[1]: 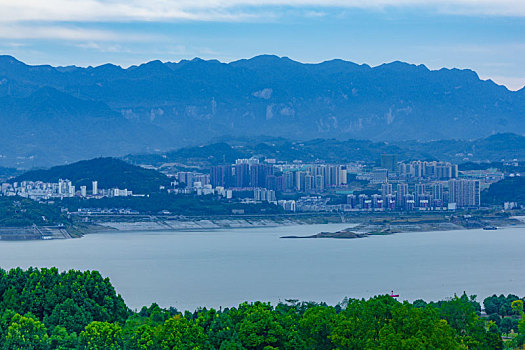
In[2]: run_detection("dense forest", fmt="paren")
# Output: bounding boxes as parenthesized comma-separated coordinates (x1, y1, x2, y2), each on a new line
(0, 268, 524, 349)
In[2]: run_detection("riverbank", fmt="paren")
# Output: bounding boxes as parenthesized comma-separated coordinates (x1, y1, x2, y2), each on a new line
(280, 213, 523, 239)
(0, 226, 73, 240)
(0, 214, 344, 240)
(2, 210, 523, 240)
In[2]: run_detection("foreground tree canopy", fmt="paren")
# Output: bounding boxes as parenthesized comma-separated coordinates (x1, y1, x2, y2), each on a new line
(0, 268, 524, 349)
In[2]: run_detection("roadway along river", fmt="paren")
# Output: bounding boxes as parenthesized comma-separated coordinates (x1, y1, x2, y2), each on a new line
(0, 223, 524, 311)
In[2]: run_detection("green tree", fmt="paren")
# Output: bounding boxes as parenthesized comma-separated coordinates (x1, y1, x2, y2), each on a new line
(3, 313, 50, 350)
(484, 322, 503, 350)
(159, 315, 207, 350)
(123, 324, 161, 350)
(499, 317, 515, 335)
(299, 305, 337, 350)
(488, 313, 501, 327)
(439, 294, 502, 349)
(218, 339, 244, 349)
(516, 319, 525, 347)
(511, 300, 524, 316)
(48, 325, 78, 350)
(44, 298, 92, 334)
(0, 309, 16, 341)
(331, 297, 461, 350)
(378, 302, 460, 350)
(78, 321, 123, 350)
(510, 298, 525, 347)
(236, 302, 287, 350)
(331, 296, 398, 349)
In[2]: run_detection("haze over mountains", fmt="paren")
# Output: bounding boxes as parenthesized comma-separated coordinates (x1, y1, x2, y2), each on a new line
(0, 54, 523, 168)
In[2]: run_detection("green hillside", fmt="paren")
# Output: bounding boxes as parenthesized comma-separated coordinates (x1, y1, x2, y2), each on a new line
(13, 157, 171, 194)
(482, 176, 525, 205)
(0, 196, 69, 227)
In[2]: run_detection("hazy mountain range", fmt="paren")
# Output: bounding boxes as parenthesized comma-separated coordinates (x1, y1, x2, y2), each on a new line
(0, 54, 523, 167)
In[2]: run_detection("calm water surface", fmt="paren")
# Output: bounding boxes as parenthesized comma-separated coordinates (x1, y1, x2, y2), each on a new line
(0, 223, 524, 310)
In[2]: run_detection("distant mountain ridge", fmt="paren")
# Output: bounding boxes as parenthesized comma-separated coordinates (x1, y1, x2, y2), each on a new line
(0, 54, 523, 168)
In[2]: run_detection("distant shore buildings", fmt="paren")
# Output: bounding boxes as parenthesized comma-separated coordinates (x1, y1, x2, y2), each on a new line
(1, 179, 134, 201)
(173, 156, 491, 212)
(1, 153, 509, 213)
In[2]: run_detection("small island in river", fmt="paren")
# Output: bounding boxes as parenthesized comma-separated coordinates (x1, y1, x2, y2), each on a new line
(281, 214, 524, 239)
(282, 228, 369, 239)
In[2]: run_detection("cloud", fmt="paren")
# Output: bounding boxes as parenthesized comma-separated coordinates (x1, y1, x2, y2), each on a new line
(0, 25, 120, 41)
(0, 0, 524, 24)
(75, 42, 130, 53)
(0, 0, 522, 43)
(0, 0, 262, 23)
(303, 10, 328, 18)
(0, 23, 162, 42)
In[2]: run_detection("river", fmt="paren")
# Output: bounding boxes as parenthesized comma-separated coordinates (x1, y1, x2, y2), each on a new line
(0, 223, 524, 311)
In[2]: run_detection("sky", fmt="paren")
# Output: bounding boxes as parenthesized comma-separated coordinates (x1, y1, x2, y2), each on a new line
(0, 0, 524, 90)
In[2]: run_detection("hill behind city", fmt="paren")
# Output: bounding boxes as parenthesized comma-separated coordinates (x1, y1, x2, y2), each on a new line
(13, 157, 171, 194)
(124, 133, 525, 168)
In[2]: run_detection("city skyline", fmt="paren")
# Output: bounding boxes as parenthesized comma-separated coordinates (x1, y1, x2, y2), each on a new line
(4, 156, 487, 212)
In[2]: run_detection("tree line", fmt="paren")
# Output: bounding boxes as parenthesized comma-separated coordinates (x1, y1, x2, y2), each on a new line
(1, 267, 524, 349)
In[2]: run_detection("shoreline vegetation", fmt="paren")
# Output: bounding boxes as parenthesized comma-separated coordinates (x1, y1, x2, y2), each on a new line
(0, 267, 524, 349)
(0, 210, 523, 241)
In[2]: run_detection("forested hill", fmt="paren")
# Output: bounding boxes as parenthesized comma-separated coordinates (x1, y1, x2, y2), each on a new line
(12, 157, 171, 193)
(125, 133, 525, 167)
(124, 139, 432, 167)
(0, 267, 522, 348)
(0, 54, 524, 167)
(483, 176, 525, 205)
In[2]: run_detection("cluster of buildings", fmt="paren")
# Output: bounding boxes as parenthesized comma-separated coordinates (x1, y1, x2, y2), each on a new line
(4, 153, 503, 214)
(1, 180, 135, 201)
(286, 178, 481, 213)
(173, 172, 210, 189)
(168, 172, 234, 198)
(210, 157, 350, 193)
(168, 155, 498, 212)
(345, 179, 481, 212)
(395, 160, 459, 180)
(175, 158, 356, 206)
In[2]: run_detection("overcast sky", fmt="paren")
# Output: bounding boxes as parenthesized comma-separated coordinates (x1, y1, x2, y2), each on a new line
(0, 0, 523, 90)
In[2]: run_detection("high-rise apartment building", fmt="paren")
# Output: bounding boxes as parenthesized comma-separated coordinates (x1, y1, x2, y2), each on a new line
(381, 154, 398, 172)
(448, 179, 480, 208)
